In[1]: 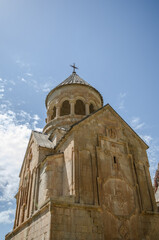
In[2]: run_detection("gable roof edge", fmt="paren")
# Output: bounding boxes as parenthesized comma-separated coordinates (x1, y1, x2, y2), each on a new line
(19, 131, 34, 177)
(55, 104, 149, 150)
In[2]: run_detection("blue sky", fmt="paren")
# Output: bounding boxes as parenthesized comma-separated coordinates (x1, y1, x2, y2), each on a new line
(0, 0, 159, 239)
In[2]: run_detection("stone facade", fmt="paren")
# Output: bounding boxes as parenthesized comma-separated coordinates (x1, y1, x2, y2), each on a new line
(6, 72, 159, 240)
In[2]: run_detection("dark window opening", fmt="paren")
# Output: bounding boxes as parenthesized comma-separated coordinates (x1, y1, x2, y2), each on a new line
(113, 156, 117, 164)
(89, 103, 95, 114)
(75, 100, 85, 115)
(60, 100, 70, 116)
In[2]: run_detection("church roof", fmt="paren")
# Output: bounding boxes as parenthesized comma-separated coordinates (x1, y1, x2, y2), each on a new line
(56, 72, 91, 87)
(54, 104, 149, 150)
(45, 72, 103, 106)
(33, 131, 55, 149)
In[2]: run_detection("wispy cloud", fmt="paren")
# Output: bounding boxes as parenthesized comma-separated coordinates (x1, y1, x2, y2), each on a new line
(15, 59, 30, 69)
(0, 110, 31, 202)
(130, 117, 145, 130)
(40, 83, 52, 92)
(25, 73, 33, 77)
(118, 92, 127, 110)
(0, 105, 41, 204)
(129, 116, 159, 180)
(138, 134, 159, 180)
(20, 77, 53, 93)
(21, 78, 27, 83)
(0, 78, 5, 99)
(18, 73, 53, 93)
(9, 80, 16, 86)
(0, 209, 15, 224)
(147, 140, 159, 179)
(141, 135, 153, 145)
(0, 77, 15, 97)
(15, 57, 54, 93)
(0, 94, 4, 99)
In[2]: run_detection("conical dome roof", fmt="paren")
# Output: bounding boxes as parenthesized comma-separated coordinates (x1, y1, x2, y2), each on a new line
(56, 72, 91, 87)
(46, 72, 103, 106)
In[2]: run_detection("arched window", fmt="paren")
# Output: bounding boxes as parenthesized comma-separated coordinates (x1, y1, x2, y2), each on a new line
(60, 100, 70, 116)
(89, 103, 95, 114)
(75, 100, 85, 115)
(51, 106, 56, 120)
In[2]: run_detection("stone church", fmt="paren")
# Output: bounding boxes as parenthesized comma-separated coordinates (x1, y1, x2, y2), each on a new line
(6, 68, 159, 240)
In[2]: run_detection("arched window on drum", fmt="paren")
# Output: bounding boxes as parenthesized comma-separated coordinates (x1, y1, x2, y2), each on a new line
(89, 103, 95, 114)
(60, 100, 70, 116)
(75, 100, 85, 115)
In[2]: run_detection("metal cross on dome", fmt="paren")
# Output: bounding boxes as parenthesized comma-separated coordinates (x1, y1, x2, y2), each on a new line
(70, 63, 78, 73)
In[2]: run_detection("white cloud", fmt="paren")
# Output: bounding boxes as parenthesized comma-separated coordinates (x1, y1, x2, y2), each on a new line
(0, 106, 41, 204)
(33, 114, 40, 121)
(1, 101, 12, 109)
(32, 115, 42, 131)
(139, 134, 159, 180)
(118, 92, 127, 110)
(141, 135, 153, 145)
(25, 73, 33, 77)
(120, 92, 127, 98)
(21, 78, 27, 83)
(148, 143, 159, 179)
(41, 83, 51, 92)
(15, 59, 30, 69)
(0, 209, 15, 224)
(131, 117, 145, 130)
(0, 94, 4, 99)
(0, 111, 31, 202)
(0, 78, 5, 97)
(130, 117, 158, 179)
(26, 79, 52, 93)
(17, 110, 32, 122)
(9, 80, 16, 86)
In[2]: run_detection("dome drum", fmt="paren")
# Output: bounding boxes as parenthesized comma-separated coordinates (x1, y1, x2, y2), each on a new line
(43, 73, 103, 134)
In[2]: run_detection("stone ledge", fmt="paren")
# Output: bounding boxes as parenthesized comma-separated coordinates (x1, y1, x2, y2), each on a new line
(49, 198, 102, 212)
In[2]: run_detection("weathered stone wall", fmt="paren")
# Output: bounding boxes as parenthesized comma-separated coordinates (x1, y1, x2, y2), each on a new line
(140, 213, 159, 240)
(38, 154, 64, 207)
(51, 204, 103, 240)
(6, 105, 159, 240)
(6, 205, 50, 240)
(59, 134, 75, 196)
(70, 106, 159, 239)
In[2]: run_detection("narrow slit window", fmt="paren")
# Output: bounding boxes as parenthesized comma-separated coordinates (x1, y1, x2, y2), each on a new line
(113, 156, 117, 164)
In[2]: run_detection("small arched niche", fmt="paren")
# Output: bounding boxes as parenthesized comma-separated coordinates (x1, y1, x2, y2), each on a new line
(75, 100, 85, 115)
(89, 103, 95, 114)
(51, 106, 56, 120)
(60, 100, 70, 116)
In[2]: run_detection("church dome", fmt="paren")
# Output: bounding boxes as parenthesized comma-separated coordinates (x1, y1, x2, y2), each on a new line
(56, 72, 91, 87)
(43, 71, 103, 134)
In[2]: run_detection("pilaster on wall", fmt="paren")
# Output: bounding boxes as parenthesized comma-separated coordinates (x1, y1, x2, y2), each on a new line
(31, 168, 37, 215)
(70, 100, 75, 116)
(85, 103, 89, 115)
(74, 147, 98, 206)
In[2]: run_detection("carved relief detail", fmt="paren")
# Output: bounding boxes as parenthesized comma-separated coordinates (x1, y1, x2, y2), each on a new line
(119, 221, 130, 240)
(109, 128, 116, 139)
(104, 149, 111, 156)
(102, 179, 135, 217)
